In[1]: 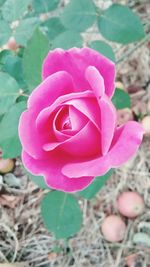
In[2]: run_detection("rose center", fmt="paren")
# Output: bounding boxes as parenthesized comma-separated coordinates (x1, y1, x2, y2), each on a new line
(62, 118, 72, 130)
(55, 106, 73, 132)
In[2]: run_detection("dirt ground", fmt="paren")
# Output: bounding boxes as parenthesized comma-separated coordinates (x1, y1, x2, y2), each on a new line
(0, 0, 150, 266)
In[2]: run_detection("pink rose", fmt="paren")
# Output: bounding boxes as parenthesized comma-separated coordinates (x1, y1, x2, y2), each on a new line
(19, 48, 143, 192)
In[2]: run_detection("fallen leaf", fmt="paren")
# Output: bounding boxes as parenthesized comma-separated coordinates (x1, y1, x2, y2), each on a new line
(0, 194, 21, 208)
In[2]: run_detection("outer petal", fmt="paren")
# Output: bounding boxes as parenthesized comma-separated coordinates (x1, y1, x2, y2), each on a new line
(42, 47, 116, 98)
(99, 96, 117, 155)
(62, 153, 110, 178)
(19, 71, 75, 158)
(108, 121, 144, 166)
(85, 66, 105, 98)
(28, 71, 75, 112)
(19, 109, 44, 158)
(62, 121, 144, 178)
(22, 150, 94, 192)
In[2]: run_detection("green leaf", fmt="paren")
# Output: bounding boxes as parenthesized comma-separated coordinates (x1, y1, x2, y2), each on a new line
(98, 4, 145, 44)
(14, 18, 39, 46)
(0, 50, 26, 88)
(41, 17, 66, 40)
(23, 28, 49, 90)
(0, 72, 20, 115)
(51, 31, 82, 49)
(60, 0, 96, 32)
(0, 20, 11, 46)
(41, 191, 82, 239)
(32, 0, 59, 14)
(27, 172, 50, 190)
(2, 0, 32, 22)
(0, 49, 11, 65)
(0, 0, 5, 7)
(0, 50, 12, 70)
(112, 88, 131, 109)
(78, 169, 113, 200)
(89, 40, 115, 62)
(0, 101, 26, 158)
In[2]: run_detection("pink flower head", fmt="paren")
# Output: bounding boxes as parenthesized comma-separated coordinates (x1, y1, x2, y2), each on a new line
(19, 48, 144, 192)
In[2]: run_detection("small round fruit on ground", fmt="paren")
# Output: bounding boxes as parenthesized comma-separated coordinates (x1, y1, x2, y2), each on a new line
(125, 253, 137, 267)
(141, 116, 150, 135)
(0, 158, 15, 174)
(101, 215, 126, 242)
(7, 37, 18, 51)
(117, 191, 145, 218)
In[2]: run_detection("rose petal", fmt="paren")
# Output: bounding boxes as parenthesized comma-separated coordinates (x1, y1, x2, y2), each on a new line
(62, 153, 110, 178)
(28, 71, 75, 112)
(64, 97, 101, 131)
(42, 47, 115, 98)
(19, 109, 44, 158)
(61, 121, 101, 157)
(19, 71, 76, 158)
(36, 90, 93, 134)
(43, 120, 101, 157)
(41, 106, 77, 151)
(22, 150, 94, 192)
(85, 66, 105, 98)
(69, 105, 88, 131)
(19, 71, 77, 158)
(85, 67, 116, 154)
(54, 106, 74, 140)
(108, 121, 144, 166)
(35, 90, 97, 147)
(35, 93, 91, 148)
(62, 121, 143, 178)
(99, 96, 117, 155)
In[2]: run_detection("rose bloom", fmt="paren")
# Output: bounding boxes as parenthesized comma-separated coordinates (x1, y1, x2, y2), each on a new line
(19, 48, 143, 192)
